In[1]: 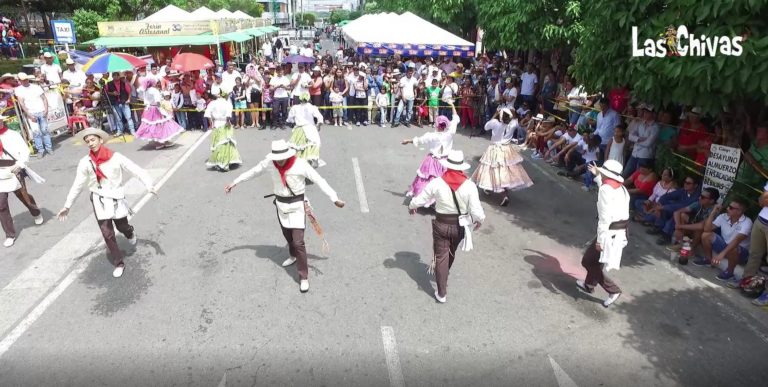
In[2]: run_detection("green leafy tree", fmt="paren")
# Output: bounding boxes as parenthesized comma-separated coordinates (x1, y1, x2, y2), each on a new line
(572, 0, 768, 116)
(71, 9, 105, 42)
(329, 9, 350, 24)
(296, 12, 316, 27)
(227, 0, 264, 17)
(476, 0, 582, 50)
(371, 0, 476, 38)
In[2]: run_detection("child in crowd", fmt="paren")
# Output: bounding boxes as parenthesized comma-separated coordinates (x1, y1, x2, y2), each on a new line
(232, 77, 247, 128)
(261, 76, 273, 128)
(579, 134, 604, 191)
(426, 79, 440, 125)
(160, 91, 174, 117)
(330, 86, 343, 126)
(195, 94, 208, 130)
(376, 88, 389, 127)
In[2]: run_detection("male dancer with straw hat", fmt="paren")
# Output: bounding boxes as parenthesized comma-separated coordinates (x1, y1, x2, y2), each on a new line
(57, 127, 156, 278)
(0, 114, 43, 247)
(577, 159, 630, 307)
(225, 140, 345, 293)
(409, 150, 485, 303)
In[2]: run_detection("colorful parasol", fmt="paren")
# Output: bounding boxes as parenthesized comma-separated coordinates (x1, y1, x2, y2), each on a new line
(170, 53, 215, 72)
(81, 53, 147, 75)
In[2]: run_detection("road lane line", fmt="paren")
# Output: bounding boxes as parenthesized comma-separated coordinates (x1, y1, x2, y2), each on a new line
(352, 157, 370, 213)
(217, 372, 227, 387)
(0, 130, 211, 358)
(548, 355, 579, 387)
(380, 326, 405, 387)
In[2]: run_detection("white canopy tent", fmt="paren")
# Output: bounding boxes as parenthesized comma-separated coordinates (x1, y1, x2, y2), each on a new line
(215, 9, 237, 19)
(342, 12, 475, 57)
(189, 6, 218, 20)
(142, 5, 191, 22)
(232, 10, 254, 19)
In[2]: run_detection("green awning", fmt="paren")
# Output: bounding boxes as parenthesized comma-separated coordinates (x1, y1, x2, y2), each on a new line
(221, 31, 254, 43)
(243, 27, 267, 37)
(262, 26, 279, 33)
(85, 35, 220, 48)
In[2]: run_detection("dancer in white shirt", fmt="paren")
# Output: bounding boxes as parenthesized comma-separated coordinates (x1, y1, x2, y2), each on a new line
(287, 93, 324, 168)
(471, 109, 533, 206)
(409, 150, 485, 303)
(57, 128, 156, 278)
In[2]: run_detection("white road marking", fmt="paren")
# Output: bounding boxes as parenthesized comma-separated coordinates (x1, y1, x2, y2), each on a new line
(0, 131, 211, 358)
(527, 159, 569, 191)
(700, 278, 720, 289)
(217, 372, 227, 387)
(548, 355, 578, 387)
(380, 326, 405, 387)
(352, 157, 370, 213)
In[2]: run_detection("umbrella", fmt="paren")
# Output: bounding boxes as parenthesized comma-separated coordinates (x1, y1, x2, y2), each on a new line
(170, 53, 215, 72)
(82, 53, 147, 75)
(283, 55, 315, 64)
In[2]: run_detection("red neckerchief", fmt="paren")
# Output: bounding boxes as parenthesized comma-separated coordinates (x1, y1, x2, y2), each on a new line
(273, 156, 296, 187)
(604, 178, 622, 189)
(89, 146, 114, 183)
(0, 124, 8, 155)
(443, 170, 467, 191)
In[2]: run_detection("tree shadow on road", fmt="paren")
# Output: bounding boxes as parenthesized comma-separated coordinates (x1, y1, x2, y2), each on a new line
(383, 251, 435, 299)
(222, 244, 327, 284)
(613, 287, 768, 386)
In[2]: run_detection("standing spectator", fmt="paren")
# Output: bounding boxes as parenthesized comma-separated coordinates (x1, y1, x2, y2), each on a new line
(171, 83, 187, 130)
(623, 104, 660, 177)
(351, 71, 368, 126)
(61, 59, 86, 88)
(394, 64, 417, 127)
(594, 97, 621, 154)
(486, 76, 501, 121)
(697, 199, 752, 282)
(220, 62, 241, 95)
(104, 72, 135, 136)
(309, 66, 324, 113)
(519, 63, 538, 111)
(539, 72, 557, 114)
(269, 67, 290, 129)
(565, 80, 587, 126)
(290, 64, 312, 106)
(604, 124, 628, 166)
(14, 73, 52, 156)
(231, 77, 247, 129)
(39, 52, 61, 85)
(440, 75, 458, 119)
(676, 107, 708, 158)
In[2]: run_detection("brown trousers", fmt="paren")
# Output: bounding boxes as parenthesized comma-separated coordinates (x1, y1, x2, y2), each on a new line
(433, 216, 465, 298)
(581, 239, 622, 294)
(0, 181, 42, 239)
(91, 195, 133, 267)
(281, 226, 308, 280)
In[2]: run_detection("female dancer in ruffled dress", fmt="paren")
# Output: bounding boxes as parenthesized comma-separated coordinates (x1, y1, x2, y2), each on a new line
(135, 78, 184, 150)
(287, 93, 324, 168)
(205, 91, 242, 171)
(401, 103, 459, 206)
(471, 108, 533, 206)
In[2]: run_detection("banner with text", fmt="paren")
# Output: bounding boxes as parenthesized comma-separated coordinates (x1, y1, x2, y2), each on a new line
(703, 144, 741, 199)
(97, 19, 271, 38)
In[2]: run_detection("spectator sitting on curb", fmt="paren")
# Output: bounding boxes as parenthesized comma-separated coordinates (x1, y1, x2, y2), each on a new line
(645, 176, 701, 236)
(695, 198, 753, 283)
(633, 167, 678, 220)
(735, 182, 768, 305)
(666, 187, 719, 251)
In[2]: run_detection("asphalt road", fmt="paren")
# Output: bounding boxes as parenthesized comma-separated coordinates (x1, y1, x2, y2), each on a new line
(0, 120, 766, 386)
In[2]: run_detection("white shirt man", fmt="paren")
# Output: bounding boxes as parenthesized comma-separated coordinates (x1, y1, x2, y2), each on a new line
(221, 67, 242, 94)
(520, 70, 538, 97)
(61, 60, 86, 87)
(40, 61, 62, 84)
(399, 75, 418, 101)
(14, 80, 47, 115)
(262, 41, 273, 58)
(290, 70, 312, 98)
(300, 45, 313, 57)
(628, 105, 660, 160)
(270, 74, 290, 99)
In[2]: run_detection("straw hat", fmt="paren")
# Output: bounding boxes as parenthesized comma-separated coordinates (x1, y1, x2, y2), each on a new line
(0, 73, 14, 82)
(439, 150, 471, 171)
(78, 127, 111, 142)
(597, 160, 624, 183)
(265, 140, 296, 161)
(16, 72, 29, 81)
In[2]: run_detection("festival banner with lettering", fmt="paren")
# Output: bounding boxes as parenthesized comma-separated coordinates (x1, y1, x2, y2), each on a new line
(98, 21, 213, 37)
(703, 144, 742, 199)
(357, 42, 475, 58)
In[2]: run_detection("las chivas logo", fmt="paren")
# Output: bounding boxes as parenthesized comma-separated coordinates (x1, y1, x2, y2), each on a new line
(632, 25, 744, 57)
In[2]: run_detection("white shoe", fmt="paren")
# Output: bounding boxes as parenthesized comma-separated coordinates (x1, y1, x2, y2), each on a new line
(33, 215, 44, 225)
(300, 279, 309, 292)
(112, 265, 125, 278)
(128, 234, 137, 246)
(282, 257, 297, 267)
(434, 290, 447, 303)
(603, 292, 621, 307)
(3, 238, 15, 247)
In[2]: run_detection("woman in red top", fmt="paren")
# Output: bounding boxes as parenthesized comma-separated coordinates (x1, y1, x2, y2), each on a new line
(625, 159, 658, 201)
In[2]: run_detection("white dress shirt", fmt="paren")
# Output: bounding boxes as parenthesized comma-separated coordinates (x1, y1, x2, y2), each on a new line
(484, 118, 518, 145)
(628, 120, 660, 159)
(204, 97, 233, 128)
(0, 129, 29, 192)
(64, 152, 154, 220)
(409, 177, 485, 222)
(232, 157, 339, 229)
